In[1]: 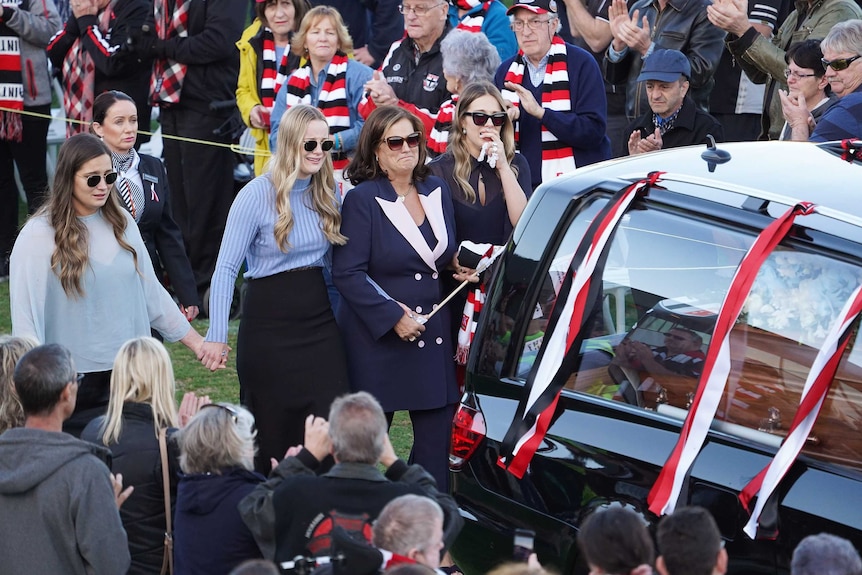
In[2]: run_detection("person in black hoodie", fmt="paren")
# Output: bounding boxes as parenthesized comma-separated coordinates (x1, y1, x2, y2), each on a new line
(175, 402, 265, 575)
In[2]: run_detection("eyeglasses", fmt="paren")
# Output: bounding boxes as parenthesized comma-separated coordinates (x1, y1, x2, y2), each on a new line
(821, 54, 862, 71)
(201, 403, 240, 424)
(510, 18, 553, 32)
(80, 172, 118, 187)
(398, 2, 444, 16)
(74, 373, 84, 384)
(465, 111, 508, 127)
(783, 68, 817, 79)
(383, 132, 421, 151)
(303, 139, 335, 152)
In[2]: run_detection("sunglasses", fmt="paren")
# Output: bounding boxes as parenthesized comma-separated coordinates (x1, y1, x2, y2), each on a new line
(201, 403, 240, 424)
(821, 54, 862, 71)
(383, 132, 421, 151)
(80, 172, 118, 187)
(304, 139, 335, 152)
(465, 111, 507, 127)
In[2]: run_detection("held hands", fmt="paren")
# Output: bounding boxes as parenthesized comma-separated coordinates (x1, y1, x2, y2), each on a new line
(628, 128, 663, 155)
(706, 0, 751, 37)
(199, 341, 231, 371)
(394, 302, 427, 342)
(503, 82, 544, 119)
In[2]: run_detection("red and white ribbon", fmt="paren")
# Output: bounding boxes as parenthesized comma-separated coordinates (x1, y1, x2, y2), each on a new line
(498, 173, 662, 478)
(740, 283, 862, 538)
(647, 202, 818, 516)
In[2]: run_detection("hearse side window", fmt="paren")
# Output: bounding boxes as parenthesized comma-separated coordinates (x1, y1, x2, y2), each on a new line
(511, 202, 862, 471)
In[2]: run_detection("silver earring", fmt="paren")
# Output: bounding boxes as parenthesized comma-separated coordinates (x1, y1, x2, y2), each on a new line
(461, 128, 466, 134)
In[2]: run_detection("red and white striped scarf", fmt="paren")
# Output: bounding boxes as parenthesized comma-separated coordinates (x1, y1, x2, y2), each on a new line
(456, 0, 492, 33)
(150, 0, 189, 106)
(498, 173, 663, 478)
(428, 95, 457, 156)
(260, 28, 291, 109)
(285, 52, 350, 168)
(60, 1, 114, 136)
(455, 242, 505, 364)
(739, 283, 862, 539)
(647, 202, 819, 518)
(502, 36, 576, 184)
(0, 0, 25, 142)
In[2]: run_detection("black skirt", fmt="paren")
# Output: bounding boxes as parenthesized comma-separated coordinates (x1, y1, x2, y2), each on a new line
(236, 267, 349, 472)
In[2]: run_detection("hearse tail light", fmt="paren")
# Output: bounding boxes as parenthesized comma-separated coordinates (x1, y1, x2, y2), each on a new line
(450, 398, 486, 470)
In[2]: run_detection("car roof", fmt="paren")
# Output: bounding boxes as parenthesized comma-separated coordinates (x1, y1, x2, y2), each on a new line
(541, 141, 862, 221)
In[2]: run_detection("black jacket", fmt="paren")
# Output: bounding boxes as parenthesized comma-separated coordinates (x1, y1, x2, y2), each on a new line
(620, 95, 724, 156)
(378, 24, 451, 115)
(604, 0, 726, 118)
(81, 403, 181, 575)
(46, 0, 152, 144)
(136, 153, 200, 307)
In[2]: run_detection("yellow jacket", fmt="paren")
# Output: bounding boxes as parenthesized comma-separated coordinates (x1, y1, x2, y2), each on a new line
(236, 20, 270, 176)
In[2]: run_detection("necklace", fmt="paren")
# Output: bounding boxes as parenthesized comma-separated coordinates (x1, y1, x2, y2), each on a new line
(396, 181, 414, 203)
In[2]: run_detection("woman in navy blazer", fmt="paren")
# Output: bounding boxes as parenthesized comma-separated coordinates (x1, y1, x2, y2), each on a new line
(332, 106, 461, 490)
(92, 91, 200, 318)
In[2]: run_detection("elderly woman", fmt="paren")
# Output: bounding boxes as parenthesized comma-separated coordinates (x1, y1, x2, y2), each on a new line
(0, 335, 38, 434)
(427, 30, 500, 156)
(174, 403, 264, 574)
(269, 5, 373, 193)
(47, 0, 152, 143)
(779, 39, 841, 140)
(236, 0, 310, 175)
(332, 106, 460, 490)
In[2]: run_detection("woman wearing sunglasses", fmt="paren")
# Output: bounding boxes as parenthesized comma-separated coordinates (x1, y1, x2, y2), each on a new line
(200, 104, 350, 474)
(91, 90, 200, 325)
(332, 105, 459, 491)
(9, 133, 208, 437)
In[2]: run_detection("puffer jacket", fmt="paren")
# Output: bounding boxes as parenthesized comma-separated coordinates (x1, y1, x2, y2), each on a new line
(604, 0, 726, 118)
(3, 0, 62, 107)
(725, 0, 862, 140)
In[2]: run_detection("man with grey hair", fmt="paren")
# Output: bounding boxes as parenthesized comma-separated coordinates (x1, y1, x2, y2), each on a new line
(373, 494, 446, 570)
(239, 391, 461, 567)
(0, 343, 132, 574)
(792, 533, 862, 575)
(809, 20, 862, 141)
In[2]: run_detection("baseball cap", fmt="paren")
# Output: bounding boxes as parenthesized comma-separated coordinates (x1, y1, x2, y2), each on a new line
(506, 0, 558, 16)
(636, 49, 692, 83)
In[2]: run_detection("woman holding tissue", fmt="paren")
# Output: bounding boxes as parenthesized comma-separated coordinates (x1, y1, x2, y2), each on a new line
(332, 106, 460, 490)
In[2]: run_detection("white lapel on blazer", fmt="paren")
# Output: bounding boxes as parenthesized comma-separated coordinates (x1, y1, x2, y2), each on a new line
(376, 192, 438, 272)
(417, 186, 448, 265)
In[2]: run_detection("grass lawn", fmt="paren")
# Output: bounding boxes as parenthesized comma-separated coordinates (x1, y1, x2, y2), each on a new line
(2, 200, 415, 458)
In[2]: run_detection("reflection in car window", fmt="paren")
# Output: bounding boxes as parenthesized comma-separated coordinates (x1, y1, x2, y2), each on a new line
(511, 201, 862, 471)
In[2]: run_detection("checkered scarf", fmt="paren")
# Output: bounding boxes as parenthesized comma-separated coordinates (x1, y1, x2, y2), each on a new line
(150, 0, 189, 106)
(502, 36, 577, 183)
(455, 0, 492, 33)
(285, 52, 350, 168)
(260, 28, 291, 109)
(61, 0, 114, 137)
(0, 0, 25, 142)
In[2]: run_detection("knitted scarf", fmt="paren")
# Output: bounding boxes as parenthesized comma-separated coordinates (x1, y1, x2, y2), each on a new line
(455, 242, 505, 364)
(285, 51, 350, 168)
(455, 0, 492, 33)
(0, 0, 25, 141)
(260, 28, 291, 109)
(502, 36, 576, 183)
(428, 94, 458, 157)
(61, 0, 114, 136)
(150, 0, 189, 106)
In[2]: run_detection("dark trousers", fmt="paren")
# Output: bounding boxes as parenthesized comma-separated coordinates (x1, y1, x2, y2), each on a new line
(160, 106, 235, 297)
(387, 404, 456, 493)
(0, 104, 50, 260)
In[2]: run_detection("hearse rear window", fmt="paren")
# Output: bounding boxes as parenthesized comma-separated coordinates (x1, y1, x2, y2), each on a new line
(504, 201, 862, 471)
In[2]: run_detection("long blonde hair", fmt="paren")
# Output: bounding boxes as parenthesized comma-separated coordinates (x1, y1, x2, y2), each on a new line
(99, 337, 179, 444)
(0, 335, 38, 433)
(450, 82, 518, 204)
(270, 104, 347, 250)
(43, 133, 138, 297)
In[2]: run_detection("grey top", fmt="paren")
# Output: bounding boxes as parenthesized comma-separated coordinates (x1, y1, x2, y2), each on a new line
(10, 209, 191, 372)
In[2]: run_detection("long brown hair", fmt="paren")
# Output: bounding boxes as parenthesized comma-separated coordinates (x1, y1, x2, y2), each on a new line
(450, 81, 517, 203)
(345, 105, 430, 185)
(270, 104, 347, 249)
(44, 133, 138, 297)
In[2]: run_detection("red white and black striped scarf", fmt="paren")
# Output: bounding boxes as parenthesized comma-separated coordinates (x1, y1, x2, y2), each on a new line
(0, 0, 25, 141)
(455, 242, 505, 364)
(60, 0, 114, 136)
(285, 52, 350, 168)
(455, 0, 492, 33)
(150, 0, 189, 106)
(502, 36, 576, 184)
(428, 95, 457, 156)
(259, 28, 291, 109)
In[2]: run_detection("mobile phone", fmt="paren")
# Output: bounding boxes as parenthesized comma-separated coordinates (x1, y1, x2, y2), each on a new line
(512, 528, 535, 562)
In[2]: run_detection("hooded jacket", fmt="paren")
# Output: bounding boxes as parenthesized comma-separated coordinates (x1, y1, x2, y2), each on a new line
(0, 427, 130, 575)
(174, 466, 265, 575)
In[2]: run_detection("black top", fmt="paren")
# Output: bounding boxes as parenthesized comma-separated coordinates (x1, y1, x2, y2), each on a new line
(620, 95, 724, 157)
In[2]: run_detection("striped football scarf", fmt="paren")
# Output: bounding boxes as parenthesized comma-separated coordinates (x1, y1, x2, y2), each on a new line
(260, 28, 291, 109)
(502, 36, 576, 184)
(0, 0, 25, 141)
(428, 95, 457, 157)
(456, 0, 492, 33)
(285, 51, 350, 168)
